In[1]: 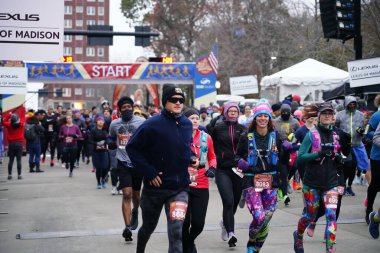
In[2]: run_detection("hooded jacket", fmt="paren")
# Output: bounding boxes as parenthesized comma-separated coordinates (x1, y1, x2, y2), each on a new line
(335, 96, 364, 147)
(126, 109, 193, 190)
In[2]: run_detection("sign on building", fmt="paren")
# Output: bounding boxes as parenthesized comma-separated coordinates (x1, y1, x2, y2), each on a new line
(229, 75, 258, 95)
(347, 57, 380, 88)
(0, 0, 64, 61)
(0, 67, 28, 94)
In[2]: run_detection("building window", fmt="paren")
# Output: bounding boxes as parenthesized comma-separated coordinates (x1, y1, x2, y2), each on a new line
(62, 88, 72, 97)
(64, 19, 72, 28)
(98, 7, 104, 16)
(87, 0, 96, 2)
(87, 20, 96, 26)
(64, 6, 72, 14)
(86, 88, 95, 97)
(63, 47, 72, 56)
(75, 20, 83, 27)
(74, 88, 83, 95)
(64, 35, 72, 42)
(98, 20, 104, 25)
(86, 47, 95, 56)
(87, 6, 96, 15)
(97, 48, 104, 57)
(75, 47, 83, 54)
(76, 6, 83, 13)
(75, 35, 83, 40)
(98, 0, 104, 2)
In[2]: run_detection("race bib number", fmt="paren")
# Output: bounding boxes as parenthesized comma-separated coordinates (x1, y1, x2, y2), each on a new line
(254, 174, 272, 192)
(325, 191, 338, 209)
(169, 201, 187, 221)
(48, 124, 53, 132)
(118, 134, 131, 149)
(188, 167, 198, 187)
(337, 186, 345, 196)
(65, 136, 73, 144)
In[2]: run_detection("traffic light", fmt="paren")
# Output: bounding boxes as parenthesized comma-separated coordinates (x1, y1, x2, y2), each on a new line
(135, 26, 151, 47)
(320, 0, 355, 40)
(148, 57, 174, 63)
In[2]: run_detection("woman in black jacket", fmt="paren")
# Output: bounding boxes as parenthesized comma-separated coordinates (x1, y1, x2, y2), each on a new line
(211, 101, 246, 247)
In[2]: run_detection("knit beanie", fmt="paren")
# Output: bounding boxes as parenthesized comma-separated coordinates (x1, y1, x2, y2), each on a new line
(271, 103, 281, 112)
(199, 108, 208, 114)
(161, 84, 185, 106)
(291, 101, 299, 114)
(280, 104, 291, 114)
(184, 108, 200, 118)
(253, 99, 273, 119)
(96, 116, 104, 122)
(223, 101, 240, 122)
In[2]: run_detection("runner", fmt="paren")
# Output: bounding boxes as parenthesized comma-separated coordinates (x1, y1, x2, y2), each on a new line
(235, 100, 283, 253)
(25, 116, 45, 173)
(182, 108, 217, 253)
(41, 106, 58, 167)
(293, 102, 346, 253)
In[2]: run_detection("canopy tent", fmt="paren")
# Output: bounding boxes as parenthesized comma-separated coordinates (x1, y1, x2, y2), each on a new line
(260, 58, 349, 103)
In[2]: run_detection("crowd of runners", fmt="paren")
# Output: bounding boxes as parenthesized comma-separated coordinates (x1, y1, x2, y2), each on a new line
(1, 85, 380, 253)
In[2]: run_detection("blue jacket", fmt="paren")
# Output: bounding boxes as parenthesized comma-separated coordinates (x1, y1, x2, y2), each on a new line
(126, 109, 193, 190)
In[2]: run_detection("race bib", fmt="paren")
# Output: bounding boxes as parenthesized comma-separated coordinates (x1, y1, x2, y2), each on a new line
(96, 141, 106, 150)
(48, 124, 53, 132)
(188, 167, 198, 186)
(65, 136, 73, 144)
(254, 174, 272, 192)
(169, 201, 187, 221)
(325, 191, 338, 209)
(118, 134, 131, 149)
(337, 186, 345, 196)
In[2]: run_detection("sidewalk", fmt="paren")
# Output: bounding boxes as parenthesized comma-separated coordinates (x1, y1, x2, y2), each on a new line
(0, 156, 379, 253)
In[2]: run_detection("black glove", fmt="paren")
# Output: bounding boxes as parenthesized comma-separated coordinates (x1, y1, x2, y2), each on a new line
(71, 134, 78, 138)
(356, 127, 365, 135)
(205, 167, 216, 178)
(318, 150, 333, 158)
(108, 142, 117, 150)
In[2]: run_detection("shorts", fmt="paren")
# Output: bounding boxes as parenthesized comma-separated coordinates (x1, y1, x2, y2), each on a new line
(116, 160, 143, 191)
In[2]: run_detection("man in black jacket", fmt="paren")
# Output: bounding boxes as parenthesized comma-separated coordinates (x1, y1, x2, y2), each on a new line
(127, 84, 198, 253)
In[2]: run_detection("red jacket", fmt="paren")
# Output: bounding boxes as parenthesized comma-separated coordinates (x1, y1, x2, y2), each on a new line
(190, 129, 217, 189)
(3, 107, 26, 143)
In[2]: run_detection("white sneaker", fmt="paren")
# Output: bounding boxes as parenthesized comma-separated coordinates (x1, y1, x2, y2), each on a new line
(219, 218, 228, 241)
(111, 187, 117, 195)
(118, 190, 123, 195)
(353, 175, 361, 185)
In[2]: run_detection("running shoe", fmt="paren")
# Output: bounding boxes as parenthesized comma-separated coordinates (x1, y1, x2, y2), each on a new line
(17, 175, 22, 180)
(118, 190, 123, 195)
(345, 187, 355, 196)
(65, 163, 69, 170)
(86, 159, 90, 165)
(353, 175, 361, 185)
(306, 222, 316, 237)
(284, 195, 291, 206)
(122, 226, 133, 242)
(69, 172, 73, 177)
(111, 187, 118, 195)
(7, 175, 12, 180)
(219, 218, 228, 241)
(50, 160, 54, 167)
(369, 212, 379, 239)
(277, 189, 284, 201)
(247, 246, 256, 253)
(75, 161, 79, 168)
(41, 156, 46, 164)
(97, 184, 102, 189)
(227, 232, 237, 247)
(131, 208, 139, 230)
(293, 230, 304, 253)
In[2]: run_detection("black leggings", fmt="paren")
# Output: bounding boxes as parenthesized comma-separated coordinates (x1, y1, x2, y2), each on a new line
(278, 162, 289, 196)
(367, 159, 380, 212)
(42, 134, 56, 159)
(63, 147, 77, 172)
(8, 142, 23, 176)
(76, 140, 83, 162)
(182, 188, 209, 250)
(215, 168, 242, 233)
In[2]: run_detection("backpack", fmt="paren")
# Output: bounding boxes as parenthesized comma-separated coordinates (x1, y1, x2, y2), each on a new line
(309, 127, 340, 161)
(248, 131, 278, 169)
(25, 124, 37, 141)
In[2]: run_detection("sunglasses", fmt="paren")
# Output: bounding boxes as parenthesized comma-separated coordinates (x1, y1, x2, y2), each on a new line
(167, 97, 185, 104)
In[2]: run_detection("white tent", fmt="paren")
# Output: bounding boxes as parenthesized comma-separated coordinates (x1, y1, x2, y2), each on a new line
(260, 58, 349, 103)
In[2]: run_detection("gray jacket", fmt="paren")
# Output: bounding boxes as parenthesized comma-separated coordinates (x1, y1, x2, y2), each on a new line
(335, 96, 364, 147)
(273, 116, 300, 141)
(109, 116, 145, 166)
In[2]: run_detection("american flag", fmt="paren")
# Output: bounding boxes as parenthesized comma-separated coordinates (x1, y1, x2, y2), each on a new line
(208, 42, 219, 76)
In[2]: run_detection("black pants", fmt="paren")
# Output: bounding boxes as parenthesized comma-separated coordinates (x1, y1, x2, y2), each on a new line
(63, 146, 77, 172)
(137, 187, 188, 253)
(367, 159, 380, 212)
(343, 155, 357, 187)
(182, 188, 209, 251)
(8, 142, 23, 176)
(76, 140, 84, 162)
(92, 151, 110, 184)
(215, 168, 242, 233)
(42, 134, 57, 160)
(278, 162, 289, 196)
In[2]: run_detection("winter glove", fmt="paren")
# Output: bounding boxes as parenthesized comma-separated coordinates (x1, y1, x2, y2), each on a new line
(108, 142, 117, 150)
(205, 167, 216, 178)
(237, 159, 250, 172)
(282, 141, 293, 151)
(356, 127, 365, 135)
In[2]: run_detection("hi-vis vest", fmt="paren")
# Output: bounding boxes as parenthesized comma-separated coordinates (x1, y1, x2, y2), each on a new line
(248, 131, 278, 169)
(309, 127, 340, 161)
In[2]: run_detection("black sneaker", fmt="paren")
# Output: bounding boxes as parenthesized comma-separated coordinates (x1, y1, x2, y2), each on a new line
(131, 208, 139, 230)
(228, 233, 237, 247)
(122, 226, 133, 242)
(284, 195, 291, 206)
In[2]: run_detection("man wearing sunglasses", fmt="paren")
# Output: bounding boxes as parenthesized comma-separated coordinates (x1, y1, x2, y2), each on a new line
(127, 83, 198, 253)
